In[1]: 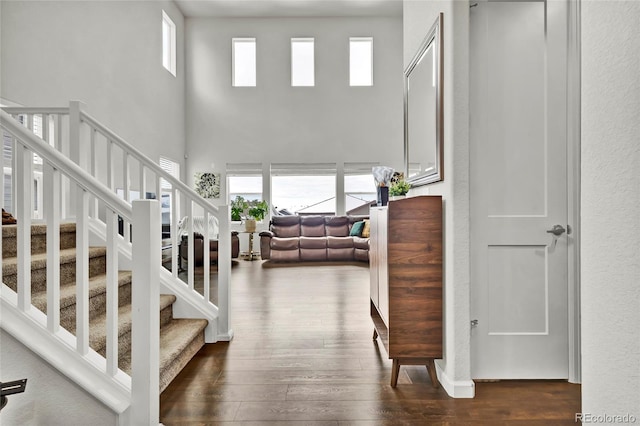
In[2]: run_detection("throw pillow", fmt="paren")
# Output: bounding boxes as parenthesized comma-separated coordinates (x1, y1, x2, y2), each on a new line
(349, 221, 364, 237)
(361, 219, 371, 238)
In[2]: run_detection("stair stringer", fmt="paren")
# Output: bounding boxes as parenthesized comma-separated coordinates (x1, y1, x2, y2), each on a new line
(88, 217, 220, 343)
(0, 285, 131, 414)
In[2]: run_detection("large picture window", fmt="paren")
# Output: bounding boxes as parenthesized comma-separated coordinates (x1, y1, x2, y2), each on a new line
(344, 162, 377, 214)
(271, 164, 335, 215)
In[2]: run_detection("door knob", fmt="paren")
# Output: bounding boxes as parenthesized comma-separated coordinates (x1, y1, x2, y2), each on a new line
(546, 224, 566, 236)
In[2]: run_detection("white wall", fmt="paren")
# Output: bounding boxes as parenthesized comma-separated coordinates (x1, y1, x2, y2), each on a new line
(185, 16, 403, 190)
(0, 0, 186, 175)
(581, 0, 640, 419)
(403, 1, 472, 397)
(0, 331, 117, 426)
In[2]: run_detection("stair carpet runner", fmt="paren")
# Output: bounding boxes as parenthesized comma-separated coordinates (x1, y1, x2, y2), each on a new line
(1, 223, 207, 393)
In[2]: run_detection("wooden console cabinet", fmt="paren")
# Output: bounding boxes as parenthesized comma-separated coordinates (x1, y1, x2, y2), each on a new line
(369, 195, 443, 387)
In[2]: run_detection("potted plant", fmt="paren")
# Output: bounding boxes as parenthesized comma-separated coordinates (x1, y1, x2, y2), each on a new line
(230, 195, 248, 222)
(244, 199, 269, 232)
(389, 180, 411, 200)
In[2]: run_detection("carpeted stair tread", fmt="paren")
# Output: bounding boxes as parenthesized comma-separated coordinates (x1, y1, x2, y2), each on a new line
(118, 317, 208, 387)
(2, 246, 107, 276)
(31, 270, 132, 312)
(1, 222, 76, 238)
(90, 294, 177, 354)
(2, 222, 77, 257)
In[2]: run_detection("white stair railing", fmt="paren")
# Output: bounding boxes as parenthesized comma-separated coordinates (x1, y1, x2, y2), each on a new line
(1, 110, 163, 422)
(1, 102, 231, 339)
(1, 102, 231, 421)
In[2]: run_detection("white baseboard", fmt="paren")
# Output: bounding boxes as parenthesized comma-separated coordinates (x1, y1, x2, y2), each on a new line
(216, 329, 234, 342)
(435, 359, 476, 398)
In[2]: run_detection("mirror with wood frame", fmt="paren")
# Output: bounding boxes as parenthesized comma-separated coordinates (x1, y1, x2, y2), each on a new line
(404, 12, 444, 186)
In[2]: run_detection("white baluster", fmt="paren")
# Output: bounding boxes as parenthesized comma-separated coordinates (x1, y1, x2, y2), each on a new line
(139, 164, 146, 198)
(106, 140, 114, 191)
(89, 128, 97, 218)
(106, 209, 119, 377)
(44, 162, 61, 332)
(15, 143, 32, 312)
(171, 187, 179, 279)
(76, 184, 89, 355)
(130, 199, 160, 425)
(203, 209, 210, 302)
(187, 199, 194, 290)
(123, 151, 130, 242)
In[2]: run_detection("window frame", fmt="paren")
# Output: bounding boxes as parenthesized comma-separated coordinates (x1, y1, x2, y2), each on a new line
(232, 37, 257, 87)
(349, 37, 374, 87)
(162, 10, 177, 76)
(291, 37, 315, 87)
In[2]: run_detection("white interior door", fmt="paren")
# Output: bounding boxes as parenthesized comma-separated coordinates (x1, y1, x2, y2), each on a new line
(470, 0, 570, 379)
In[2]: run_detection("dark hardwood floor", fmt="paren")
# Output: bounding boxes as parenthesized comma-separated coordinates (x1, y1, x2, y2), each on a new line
(160, 260, 581, 425)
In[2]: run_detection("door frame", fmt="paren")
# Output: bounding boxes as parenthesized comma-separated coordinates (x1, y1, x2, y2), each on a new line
(468, 0, 582, 382)
(567, 0, 581, 384)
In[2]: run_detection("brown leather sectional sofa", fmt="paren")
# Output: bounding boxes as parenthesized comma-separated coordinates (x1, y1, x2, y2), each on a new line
(259, 215, 369, 262)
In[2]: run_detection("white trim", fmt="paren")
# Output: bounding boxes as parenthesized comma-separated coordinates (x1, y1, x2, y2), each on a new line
(566, 0, 582, 384)
(435, 359, 476, 398)
(162, 10, 177, 77)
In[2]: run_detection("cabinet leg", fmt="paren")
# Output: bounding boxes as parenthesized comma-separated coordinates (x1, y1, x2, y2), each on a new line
(426, 359, 439, 388)
(372, 329, 378, 340)
(390, 359, 400, 388)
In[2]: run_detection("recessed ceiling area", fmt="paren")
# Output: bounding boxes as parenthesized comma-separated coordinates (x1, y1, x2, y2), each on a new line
(174, 0, 402, 18)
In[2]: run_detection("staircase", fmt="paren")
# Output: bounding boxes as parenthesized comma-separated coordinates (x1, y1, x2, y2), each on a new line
(0, 103, 232, 423)
(2, 222, 207, 393)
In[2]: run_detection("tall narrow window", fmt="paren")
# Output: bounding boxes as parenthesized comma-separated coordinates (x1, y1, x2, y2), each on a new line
(350, 37, 373, 86)
(232, 38, 257, 87)
(162, 11, 176, 76)
(291, 38, 315, 87)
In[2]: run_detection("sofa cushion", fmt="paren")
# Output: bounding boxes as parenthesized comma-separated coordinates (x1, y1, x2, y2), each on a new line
(349, 221, 365, 237)
(300, 216, 325, 237)
(361, 219, 371, 238)
(327, 236, 354, 249)
(300, 248, 327, 261)
(327, 247, 354, 261)
(272, 249, 300, 262)
(353, 236, 369, 250)
(325, 216, 349, 236)
(270, 237, 299, 250)
(271, 215, 301, 238)
(299, 236, 327, 249)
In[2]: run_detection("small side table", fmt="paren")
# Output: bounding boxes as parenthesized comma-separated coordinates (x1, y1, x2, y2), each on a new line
(239, 231, 259, 261)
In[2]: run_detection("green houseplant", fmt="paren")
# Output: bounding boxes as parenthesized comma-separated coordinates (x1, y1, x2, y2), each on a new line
(247, 199, 269, 221)
(244, 199, 269, 232)
(389, 180, 411, 197)
(230, 195, 248, 222)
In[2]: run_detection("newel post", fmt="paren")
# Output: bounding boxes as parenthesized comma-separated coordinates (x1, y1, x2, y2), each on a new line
(217, 204, 233, 341)
(130, 200, 160, 425)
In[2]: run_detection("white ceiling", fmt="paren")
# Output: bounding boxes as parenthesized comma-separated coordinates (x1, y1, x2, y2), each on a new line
(174, 0, 402, 18)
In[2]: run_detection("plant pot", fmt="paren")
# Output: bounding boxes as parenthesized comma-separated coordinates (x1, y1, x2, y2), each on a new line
(389, 195, 407, 201)
(244, 218, 257, 232)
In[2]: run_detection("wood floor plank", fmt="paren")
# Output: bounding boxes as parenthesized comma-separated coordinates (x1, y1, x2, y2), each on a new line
(160, 261, 581, 424)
